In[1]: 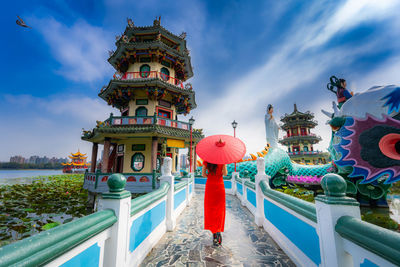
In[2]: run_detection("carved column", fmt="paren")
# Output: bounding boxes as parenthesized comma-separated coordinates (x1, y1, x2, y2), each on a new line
(90, 143, 98, 172)
(102, 138, 111, 173)
(151, 137, 158, 171)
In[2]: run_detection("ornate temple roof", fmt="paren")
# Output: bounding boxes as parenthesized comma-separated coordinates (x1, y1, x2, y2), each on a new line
(280, 104, 315, 122)
(108, 18, 193, 79)
(82, 124, 203, 143)
(99, 78, 196, 113)
(67, 150, 88, 160)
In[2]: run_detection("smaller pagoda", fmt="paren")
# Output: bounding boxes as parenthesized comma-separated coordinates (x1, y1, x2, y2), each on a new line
(61, 150, 90, 173)
(279, 104, 330, 164)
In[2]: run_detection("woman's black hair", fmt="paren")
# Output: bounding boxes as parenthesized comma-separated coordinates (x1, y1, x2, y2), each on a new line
(205, 161, 218, 174)
(267, 104, 273, 112)
(338, 79, 346, 88)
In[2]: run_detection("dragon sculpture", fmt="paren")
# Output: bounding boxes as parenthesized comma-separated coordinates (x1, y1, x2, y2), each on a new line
(196, 77, 400, 205)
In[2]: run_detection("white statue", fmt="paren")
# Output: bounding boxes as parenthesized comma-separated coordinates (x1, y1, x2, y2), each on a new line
(265, 104, 279, 148)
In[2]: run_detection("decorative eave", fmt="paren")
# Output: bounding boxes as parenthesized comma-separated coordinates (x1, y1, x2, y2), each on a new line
(82, 124, 204, 143)
(278, 135, 322, 145)
(98, 78, 197, 113)
(123, 24, 186, 46)
(280, 120, 318, 130)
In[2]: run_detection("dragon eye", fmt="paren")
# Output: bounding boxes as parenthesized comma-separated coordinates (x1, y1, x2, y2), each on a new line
(379, 133, 400, 160)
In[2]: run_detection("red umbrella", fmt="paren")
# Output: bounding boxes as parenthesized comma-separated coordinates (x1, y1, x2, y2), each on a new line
(196, 134, 246, 164)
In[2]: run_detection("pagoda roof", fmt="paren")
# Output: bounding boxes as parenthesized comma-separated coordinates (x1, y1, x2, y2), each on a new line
(280, 104, 314, 122)
(68, 155, 88, 160)
(70, 150, 86, 157)
(82, 124, 203, 143)
(62, 162, 90, 166)
(108, 20, 193, 78)
(279, 134, 322, 145)
(98, 78, 197, 112)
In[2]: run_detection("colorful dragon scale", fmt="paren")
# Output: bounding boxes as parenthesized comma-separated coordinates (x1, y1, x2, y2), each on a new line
(334, 114, 400, 184)
(198, 147, 331, 180)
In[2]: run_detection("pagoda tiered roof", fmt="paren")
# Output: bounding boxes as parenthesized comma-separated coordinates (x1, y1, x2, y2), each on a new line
(99, 77, 196, 113)
(108, 19, 193, 79)
(280, 103, 315, 122)
(82, 123, 203, 144)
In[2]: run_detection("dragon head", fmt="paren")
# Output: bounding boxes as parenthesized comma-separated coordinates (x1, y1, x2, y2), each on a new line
(326, 85, 400, 185)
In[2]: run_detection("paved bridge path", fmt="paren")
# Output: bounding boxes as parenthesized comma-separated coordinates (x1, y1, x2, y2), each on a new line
(140, 189, 294, 267)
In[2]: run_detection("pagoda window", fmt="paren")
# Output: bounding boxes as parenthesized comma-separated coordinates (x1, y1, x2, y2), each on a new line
(293, 146, 300, 152)
(304, 146, 309, 152)
(160, 67, 170, 81)
(135, 107, 148, 117)
(301, 128, 307, 136)
(157, 107, 172, 119)
(140, 64, 150, 78)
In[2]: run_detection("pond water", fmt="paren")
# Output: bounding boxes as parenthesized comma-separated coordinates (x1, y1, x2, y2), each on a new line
(0, 170, 63, 184)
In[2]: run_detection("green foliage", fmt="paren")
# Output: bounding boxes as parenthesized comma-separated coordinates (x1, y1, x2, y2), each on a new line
(275, 186, 315, 202)
(0, 174, 89, 246)
(0, 162, 64, 169)
(361, 211, 398, 230)
(41, 222, 61, 230)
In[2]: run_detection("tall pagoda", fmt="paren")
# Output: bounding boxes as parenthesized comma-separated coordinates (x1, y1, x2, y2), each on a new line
(82, 18, 203, 193)
(61, 150, 90, 173)
(279, 104, 330, 164)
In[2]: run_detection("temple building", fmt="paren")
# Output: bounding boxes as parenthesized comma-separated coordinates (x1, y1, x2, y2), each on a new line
(279, 104, 330, 164)
(81, 18, 203, 193)
(61, 150, 90, 173)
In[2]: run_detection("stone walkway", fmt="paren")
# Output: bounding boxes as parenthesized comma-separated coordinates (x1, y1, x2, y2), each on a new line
(140, 189, 295, 267)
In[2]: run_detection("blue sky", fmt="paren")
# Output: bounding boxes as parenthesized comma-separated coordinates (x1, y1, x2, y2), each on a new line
(1, 0, 400, 161)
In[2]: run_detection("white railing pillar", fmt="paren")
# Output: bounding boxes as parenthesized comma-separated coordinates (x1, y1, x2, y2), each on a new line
(241, 176, 248, 206)
(98, 173, 131, 267)
(232, 172, 238, 196)
(181, 173, 192, 207)
(159, 157, 176, 231)
(315, 173, 361, 267)
(255, 157, 267, 227)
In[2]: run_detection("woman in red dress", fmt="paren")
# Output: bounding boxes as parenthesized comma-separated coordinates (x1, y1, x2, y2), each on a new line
(202, 161, 227, 246)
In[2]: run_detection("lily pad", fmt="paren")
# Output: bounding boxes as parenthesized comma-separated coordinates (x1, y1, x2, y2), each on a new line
(41, 222, 61, 230)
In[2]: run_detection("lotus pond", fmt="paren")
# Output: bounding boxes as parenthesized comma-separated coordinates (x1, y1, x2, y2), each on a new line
(0, 174, 91, 247)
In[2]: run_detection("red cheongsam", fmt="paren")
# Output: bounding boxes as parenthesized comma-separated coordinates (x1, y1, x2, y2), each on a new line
(204, 164, 226, 233)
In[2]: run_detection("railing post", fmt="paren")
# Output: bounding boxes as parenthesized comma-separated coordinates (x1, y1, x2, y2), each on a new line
(181, 174, 191, 207)
(231, 171, 238, 195)
(241, 176, 247, 206)
(159, 157, 176, 231)
(315, 174, 360, 267)
(255, 157, 267, 227)
(98, 174, 131, 267)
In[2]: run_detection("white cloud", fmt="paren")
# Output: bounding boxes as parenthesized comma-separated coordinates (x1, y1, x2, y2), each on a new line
(32, 17, 114, 82)
(0, 94, 116, 161)
(303, 0, 399, 50)
(191, 0, 400, 156)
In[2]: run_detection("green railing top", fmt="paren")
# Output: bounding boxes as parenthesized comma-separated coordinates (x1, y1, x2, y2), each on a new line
(244, 180, 255, 190)
(0, 209, 116, 267)
(235, 176, 243, 183)
(131, 182, 170, 216)
(174, 180, 188, 191)
(86, 172, 154, 176)
(336, 216, 400, 266)
(259, 180, 317, 222)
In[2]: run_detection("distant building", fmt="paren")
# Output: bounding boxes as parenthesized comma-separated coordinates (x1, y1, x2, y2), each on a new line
(279, 104, 330, 164)
(10, 156, 25, 164)
(61, 150, 90, 173)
